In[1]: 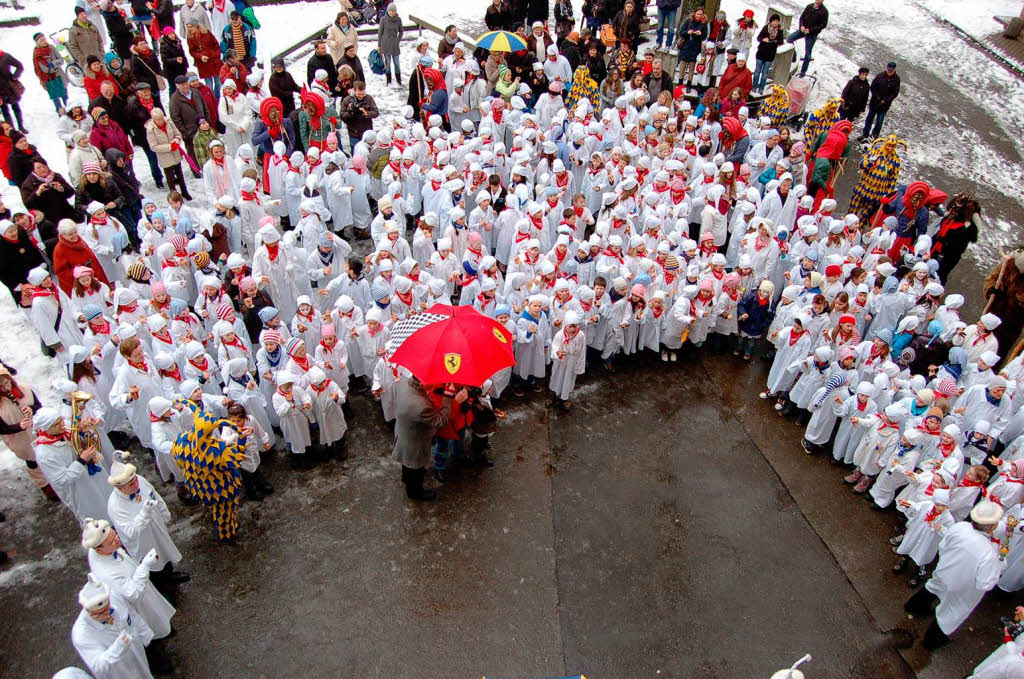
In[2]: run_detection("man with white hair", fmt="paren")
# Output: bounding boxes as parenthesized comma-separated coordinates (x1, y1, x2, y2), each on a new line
(71, 574, 159, 679)
(33, 406, 111, 522)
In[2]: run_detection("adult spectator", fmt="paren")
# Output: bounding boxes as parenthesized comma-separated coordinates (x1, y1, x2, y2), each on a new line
(613, 0, 643, 48)
(269, 57, 302, 119)
(31, 32, 69, 115)
(655, 0, 681, 49)
(787, 0, 828, 77)
(337, 43, 365, 85)
(99, 0, 134, 60)
(377, 3, 404, 86)
(676, 8, 708, 89)
(862, 61, 900, 141)
(221, 11, 257, 68)
(339, 81, 379, 150)
(122, 82, 164, 188)
(753, 13, 784, 94)
(307, 41, 338, 93)
(0, 49, 25, 133)
(326, 12, 358, 65)
(68, 6, 104, 71)
(930, 193, 980, 283)
(642, 59, 673, 102)
(129, 36, 164, 96)
(146, 108, 191, 199)
(186, 22, 224, 98)
(160, 27, 190, 97)
(83, 56, 119, 101)
(7, 132, 39, 186)
(169, 74, 210, 169)
(559, 31, 582, 72)
(88, 108, 132, 158)
(438, 25, 459, 63)
(834, 66, 871, 122)
(151, 0, 176, 33)
(485, 0, 511, 31)
(553, 0, 574, 41)
(21, 158, 81, 224)
(392, 378, 466, 501)
(983, 249, 1024, 357)
(527, 21, 553, 63)
(583, 41, 606, 86)
(189, 72, 219, 130)
(718, 51, 752, 100)
(89, 80, 128, 133)
(0, 218, 46, 297)
(526, 0, 547, 24)
(179, 0, 213, 36)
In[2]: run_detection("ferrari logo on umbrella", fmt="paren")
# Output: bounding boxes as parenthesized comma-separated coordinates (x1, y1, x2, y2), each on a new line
(443, 353, 462, 375)
(492, 327, 508, 343)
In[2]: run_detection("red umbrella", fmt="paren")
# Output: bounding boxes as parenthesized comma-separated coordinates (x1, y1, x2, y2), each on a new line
(386, 305, 515, 387)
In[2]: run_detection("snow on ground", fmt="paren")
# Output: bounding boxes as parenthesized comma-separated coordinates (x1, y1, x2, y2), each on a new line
(918, 0, 1011, 39)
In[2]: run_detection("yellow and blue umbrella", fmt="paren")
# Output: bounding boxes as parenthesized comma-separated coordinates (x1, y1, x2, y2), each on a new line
(476, 30, 528, 52)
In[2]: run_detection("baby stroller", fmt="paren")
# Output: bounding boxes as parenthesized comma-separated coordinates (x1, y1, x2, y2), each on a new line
(49, 29, 86, 87)
(347, 0, 381, 27)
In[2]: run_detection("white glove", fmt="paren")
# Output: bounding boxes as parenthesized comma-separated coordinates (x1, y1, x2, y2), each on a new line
(138, 497, 157, 518)
(140, 548, 160, 570)
(118, 632, 133, 648)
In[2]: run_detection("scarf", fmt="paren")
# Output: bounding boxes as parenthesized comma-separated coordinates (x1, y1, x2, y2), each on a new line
(188, 356, 208, 372)
(602, 248, 624, 264)
(265, 242, 280, 261)
(127, 358, 149, 373)
(787, 328, 805, 346)
(241, 189, 261, 205)
(159, 364, 183, 381)
(924, 506, 944, 523)
(290, 354, 311, 371)
(223, 334, 249, 352)
(985, 388, 1002, 407)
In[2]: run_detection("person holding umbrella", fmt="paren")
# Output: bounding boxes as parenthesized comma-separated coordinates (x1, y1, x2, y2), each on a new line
(393, 378, 466, 500)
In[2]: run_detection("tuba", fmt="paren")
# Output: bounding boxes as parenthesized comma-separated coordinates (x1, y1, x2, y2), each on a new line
(69, 391, 100, 454)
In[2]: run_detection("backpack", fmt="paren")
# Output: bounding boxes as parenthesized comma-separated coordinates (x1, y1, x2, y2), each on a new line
(368, 49, 386, 76)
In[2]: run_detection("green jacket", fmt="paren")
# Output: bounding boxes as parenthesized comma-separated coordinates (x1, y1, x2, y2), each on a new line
(193, 128, 221, 170)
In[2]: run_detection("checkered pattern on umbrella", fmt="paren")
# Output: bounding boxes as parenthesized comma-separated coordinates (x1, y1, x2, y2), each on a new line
(386, 313, 449, 354)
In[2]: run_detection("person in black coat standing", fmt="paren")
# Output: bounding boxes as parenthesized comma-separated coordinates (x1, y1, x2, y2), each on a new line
(306, 41, 338, 93)
(839, 66, 870, 121)
(0, 50, 26, 132)
(100, 1, 135, 60)
(484, 0, 511, 30)
(862, 61, 900, 140)
(269, 57, 303, 119)
(0, 218, 46, 294)
(786, 0, 828, 77)
(159, 28, 189, 98)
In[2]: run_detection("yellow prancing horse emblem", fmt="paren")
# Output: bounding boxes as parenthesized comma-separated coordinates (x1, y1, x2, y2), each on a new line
(443, 353, 462, 374)
(492, 327, 508, 343)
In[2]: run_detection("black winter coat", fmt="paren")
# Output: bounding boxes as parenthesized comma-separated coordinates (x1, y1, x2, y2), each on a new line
(21, 173, 82, 223)
(737, 291, 776, 337)
(0, 52, 24, 102)
(160, 37, 188, 83)
(74, 177, 124, 213)
(89, 92, 129, 129)
(798, 3, 829, 35)
(839, 76, 869, 118)
(130, 49, 163, 93)
(0, 229, 46, 293)
(269, 70, 303, 118)
(307, 52, 338, 92)
(869, 71, 900, 111)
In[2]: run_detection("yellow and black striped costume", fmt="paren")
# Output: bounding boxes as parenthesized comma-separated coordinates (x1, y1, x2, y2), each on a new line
(848, 134, 906, 222)
(761, 85, 790, 129)
(171, 400, 246, 541)
(802, 97, 842, 148)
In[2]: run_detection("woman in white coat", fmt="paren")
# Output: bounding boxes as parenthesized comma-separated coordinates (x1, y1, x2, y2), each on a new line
(83, 518, 175, 640)
(71, 580, 155, 679)
(27, 267, 83, 363)
(252, 225, 301, 320)
(32, 407, 111, 522)
(549, 311, 586, 408)
(217, 80, 253, 156)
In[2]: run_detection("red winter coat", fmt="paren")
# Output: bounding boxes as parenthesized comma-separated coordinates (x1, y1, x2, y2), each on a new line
(89, 120, 133, 158)
(194, 82, 219, 127)
(718, 63, 752, 99)
(52, 233, 110, 293)
(83, 68, 119, 101)
(0, 131, 11, 180)
(188, 31, 223, 80)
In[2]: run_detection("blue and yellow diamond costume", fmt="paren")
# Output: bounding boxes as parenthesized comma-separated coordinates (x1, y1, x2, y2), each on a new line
(760, 85, 790, 129)
(848, 133, 905, 222)
(802, 97, 842, 150)
(171, 399, 246, 541)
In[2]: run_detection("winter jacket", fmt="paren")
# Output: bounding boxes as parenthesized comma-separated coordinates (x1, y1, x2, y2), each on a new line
(68, 19, 104, 69)
(178, 1, 213, 35)
(7, 145, 39, 187)
(0, 52, 25, 102)
(146, 117, 183, 167)
(656, 0, 681, 10)
(122, 93, 156, 145)
(101, 9, 135, 59)
(130, 48, 163, 93)
(868, 71, 901, 111)
(0, 228, 46, 293)
(89, 120, 133, 158)
(83, 68, 119, 101)
(192, 127, 220, 168)
(269, 70, 302, 118)
(485, 2, 511, 31)
(677, 17, 709, 62)
(32, 44, 66, 88)
(169, 89, 210, 140)
(21, 172, 82, 224)
(613, 10, 643, 46)
(338, 93, 379, 139)
(188, 31, 223, 79)
(336, 54, 365, 84)
(89, 91, 128, 129)
(798, 2, 829, 35)
(52, 233, 109, 293)
(326, 22, 358, 64)
(377, 12, 404, 56)
(160, 36, 189, 83)
(152, 0, 175, 30)
(220, 23, 257, 60)
(251, 117, 296, 156)
(642, 69, 673, 101)
(306, 52, 338, 92)
(755, 25, 785, 63)
(74, 176, 124, 214)
(881, 193, 929, 240)
(737, 291, 776, 337)
(68, 143, 106, 186)
(839, 75, 870, 118)
(422, 88, 448, 118)
(105, 148, 142, 208)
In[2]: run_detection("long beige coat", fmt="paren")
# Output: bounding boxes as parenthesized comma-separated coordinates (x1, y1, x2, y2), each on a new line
(145, 117, 183, 168)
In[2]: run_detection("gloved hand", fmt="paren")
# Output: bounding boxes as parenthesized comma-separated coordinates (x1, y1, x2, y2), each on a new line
(140, 548, 160, 570)
(118, 631, 133, 648)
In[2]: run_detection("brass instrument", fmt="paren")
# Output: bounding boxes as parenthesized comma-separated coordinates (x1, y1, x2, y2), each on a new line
(69, 391, 100, 454)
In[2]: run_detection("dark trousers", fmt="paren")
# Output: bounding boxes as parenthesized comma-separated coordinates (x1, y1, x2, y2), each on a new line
(1, 101, 24, 131)
(400, 465, 427, 499)
(786, 30, 818, 75)
(904, 587, 951, 649)
(162, 163, 188, 197)
(863, 106, 888, 138)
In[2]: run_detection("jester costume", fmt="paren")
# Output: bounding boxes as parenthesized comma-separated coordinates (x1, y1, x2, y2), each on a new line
(848, 133, 905, 223)
(760, 85, 790, 129)
(802, 97, 842, 148)
(172, 400, 246, 541)
(565, 65, 599, 112)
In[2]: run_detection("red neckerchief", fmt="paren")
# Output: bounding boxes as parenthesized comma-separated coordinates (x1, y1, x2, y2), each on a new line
(276, 387, 293, 399)
(241, 190, 261, 205)
(161, 259, 178, 269)
(296, 308, 314, 322)
(602, 248, 624, 264)
(90, 213, 107, 226)
(476, 293, 494, 308)
(265, 242, 280, 261)
(89, 319, 111, 335)
(309, 380, 328, 394)
(187, 356, 208, 371)
(671, 190, 686, 204)
(924, 506, 944, 523)
(973, 331, 989, 346)
(159, 364, 182, 381)
(290, 354, 311, 371)
(652, 307, 663, 319)
(937, 441, 955, 457)
(430, 180, 441, 191)
(878, 419, 899, 431)
(757, 293, 769, 307)
(787, 328, 805, 346)
(699, 243, 716, 256)
(958, 477, 987, 497)
(223, 334, 248, 351)
(152, 330, 174, 344)
(555, 172, 570, 188)
(725, 287, 739, 301)
(128, 358, 149, 372)
(35, 431, 70, 445)
(396, 290, 413, 306)
(856, 398, 868, 411)
(31, 287, 58, 308)
(388, 160, 401, 175)
(711, 269, 725, 280)
(529, 213, 544, 231)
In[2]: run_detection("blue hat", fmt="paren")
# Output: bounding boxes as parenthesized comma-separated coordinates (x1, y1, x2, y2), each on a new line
(633, 272, 652, 287)
(419, 56, 434, 66)
(495, 304, 511, 317)
(150, 209, 166, 223)
(169, 298, 187, 316)
(82, 303, 103, 321)
(803, 249, 819, 262)
(258, 306, 279, 324)
(777, 229, 789, 241)
(318, 232, 333, 248)
(874, 328, 894, 346)
(462, 259, 479, 276)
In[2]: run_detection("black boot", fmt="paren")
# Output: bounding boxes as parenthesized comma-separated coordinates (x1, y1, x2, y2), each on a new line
(181, 189, 194, 201)
(176, 484, 200, 506)
(470, 435, 494, 467)
(241, 470, 264, 501)
(404, 466, 435, 501)
(146, 640, 174, 675)
(254, 468, 274, 495)
(342, 401, 355, 420)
